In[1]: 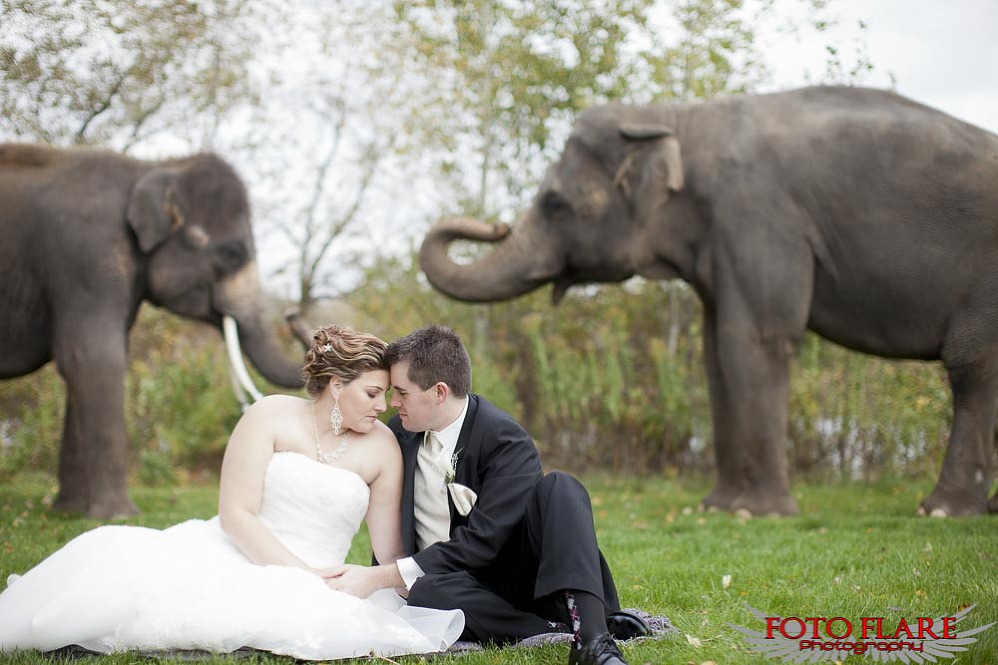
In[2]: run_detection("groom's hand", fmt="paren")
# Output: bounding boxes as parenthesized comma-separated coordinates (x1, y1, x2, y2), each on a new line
(323, 563, 402, 598)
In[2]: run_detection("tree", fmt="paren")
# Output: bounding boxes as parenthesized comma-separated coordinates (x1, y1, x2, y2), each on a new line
(645, 0, 770, 101)
(394, 0, 657, 217)
(0, 0, 259, 149)
(228, 2, 415, 312)
(389, 0, 662, 360)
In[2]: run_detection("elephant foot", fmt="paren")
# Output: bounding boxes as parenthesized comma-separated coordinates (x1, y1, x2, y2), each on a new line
(55, 477, 139, 518)
(701, 484, 798, 517)
(730, 489, 799, 518)
(918, 487, 988, 517)
(52, 491, 89, 515)
(700, 484, 741, 512)
(86, 494, 140, 519)
(56, 489, 138, 518)
(59, 491, 138, 519)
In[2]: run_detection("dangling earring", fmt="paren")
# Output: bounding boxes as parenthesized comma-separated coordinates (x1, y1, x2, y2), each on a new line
(329, 399, 343, 435)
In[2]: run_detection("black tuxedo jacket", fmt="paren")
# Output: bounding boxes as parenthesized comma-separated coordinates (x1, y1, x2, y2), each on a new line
(389, 393, 543, 576)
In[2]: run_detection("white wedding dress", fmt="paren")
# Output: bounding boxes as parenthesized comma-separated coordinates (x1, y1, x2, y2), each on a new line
(0, 451, 464, 659)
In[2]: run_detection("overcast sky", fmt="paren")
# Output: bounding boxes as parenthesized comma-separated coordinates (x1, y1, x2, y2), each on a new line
(761, 0, 998, 134)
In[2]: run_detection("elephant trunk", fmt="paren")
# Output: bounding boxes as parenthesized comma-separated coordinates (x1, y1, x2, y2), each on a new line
(228, 313, 303, 389)
(419, 216, 561, 302)
(214, 261, 304, 392)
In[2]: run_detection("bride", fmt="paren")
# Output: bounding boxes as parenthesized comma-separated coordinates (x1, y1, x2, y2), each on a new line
(0, 325, 464, 659)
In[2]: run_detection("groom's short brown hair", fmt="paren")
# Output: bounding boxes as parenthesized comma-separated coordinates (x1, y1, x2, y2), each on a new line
(386, 325, 472, 398)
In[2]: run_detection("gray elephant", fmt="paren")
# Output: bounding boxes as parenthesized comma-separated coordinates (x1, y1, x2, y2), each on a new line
(419, 86, 998, 517)
(0, 144, 302, 518)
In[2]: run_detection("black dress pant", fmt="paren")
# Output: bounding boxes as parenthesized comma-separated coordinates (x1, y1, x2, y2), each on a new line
(407, 471, 620, 644)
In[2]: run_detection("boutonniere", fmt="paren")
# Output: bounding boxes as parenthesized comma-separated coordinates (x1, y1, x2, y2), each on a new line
(446, 448, 462, 484)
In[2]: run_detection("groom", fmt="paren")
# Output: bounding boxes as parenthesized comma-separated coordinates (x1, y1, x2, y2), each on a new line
(329, 325, 648, 665)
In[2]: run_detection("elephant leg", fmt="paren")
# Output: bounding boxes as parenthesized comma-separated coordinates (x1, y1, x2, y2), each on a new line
(700, 307, 743, 511)
(699, 222, 813, 516)
(919, 362, 997, 517)
(52, 396, 89, 513)
(53, 326, 138, 519)
(711, 319, 800, 516)
(698, 301, 804, 516)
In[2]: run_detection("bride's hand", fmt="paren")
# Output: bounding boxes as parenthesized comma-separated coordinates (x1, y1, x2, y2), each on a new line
(322, 564, 383, 598)
(308, 566, 339, 579)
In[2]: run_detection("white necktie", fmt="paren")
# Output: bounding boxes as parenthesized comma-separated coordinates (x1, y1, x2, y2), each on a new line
(414, 431, 451, 550)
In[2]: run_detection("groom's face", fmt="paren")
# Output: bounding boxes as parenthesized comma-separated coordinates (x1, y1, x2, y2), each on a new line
(389, 360, 441, 432)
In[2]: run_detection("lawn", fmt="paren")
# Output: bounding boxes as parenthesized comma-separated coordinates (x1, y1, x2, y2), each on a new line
(1, 473, 996, 664)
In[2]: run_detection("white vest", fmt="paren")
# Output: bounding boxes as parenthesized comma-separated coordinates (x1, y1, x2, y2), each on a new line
(414, 431, 454, 550)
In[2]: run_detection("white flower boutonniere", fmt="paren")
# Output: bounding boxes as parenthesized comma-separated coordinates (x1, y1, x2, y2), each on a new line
(445, 448, 476, 515)
(446, 448, 462, 484)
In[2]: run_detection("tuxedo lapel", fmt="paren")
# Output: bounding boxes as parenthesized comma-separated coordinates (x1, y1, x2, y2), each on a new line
(399, 428, 421, 556)
(454, 394, 482, 485)
(448, 394, 482, 530)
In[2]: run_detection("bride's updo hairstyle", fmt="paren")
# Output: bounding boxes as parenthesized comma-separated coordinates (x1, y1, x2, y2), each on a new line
(302, 325, 388, 397)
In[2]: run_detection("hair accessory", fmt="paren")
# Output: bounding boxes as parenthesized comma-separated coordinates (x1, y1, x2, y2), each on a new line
(322, 343, 333, 353)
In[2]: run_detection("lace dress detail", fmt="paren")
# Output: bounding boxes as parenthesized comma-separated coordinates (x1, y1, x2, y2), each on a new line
(0, 452, 463, 659)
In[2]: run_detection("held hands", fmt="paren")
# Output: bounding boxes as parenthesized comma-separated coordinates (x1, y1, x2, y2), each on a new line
(321, 564, 388, 598)
(309, 566, 340, 580)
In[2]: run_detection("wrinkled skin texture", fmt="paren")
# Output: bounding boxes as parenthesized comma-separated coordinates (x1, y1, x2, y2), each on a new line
(421, 86, 998, 517)
(0, 144, 303, 518)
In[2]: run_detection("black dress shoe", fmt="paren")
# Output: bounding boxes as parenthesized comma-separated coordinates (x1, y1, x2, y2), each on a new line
(606, 610, 652, 640)
(568, 632, 628, 665)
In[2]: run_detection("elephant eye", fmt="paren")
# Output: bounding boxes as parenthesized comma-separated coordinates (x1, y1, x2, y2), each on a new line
(541, 191, 572, 219)
(212, 240, 248, 275)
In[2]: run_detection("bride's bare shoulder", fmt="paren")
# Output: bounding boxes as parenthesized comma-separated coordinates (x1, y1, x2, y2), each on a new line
(363, 421, 401, 456)
(241, 394, 309, 421)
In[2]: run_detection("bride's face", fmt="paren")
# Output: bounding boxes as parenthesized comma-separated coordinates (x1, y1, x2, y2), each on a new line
(334, 369, 389, 433)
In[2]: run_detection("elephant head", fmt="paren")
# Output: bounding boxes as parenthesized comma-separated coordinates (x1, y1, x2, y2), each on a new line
(127, 154, 302, 389)
(420, 104, 688, 303)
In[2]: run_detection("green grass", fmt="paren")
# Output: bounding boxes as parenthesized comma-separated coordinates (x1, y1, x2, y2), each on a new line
(2, 474, 996, 664)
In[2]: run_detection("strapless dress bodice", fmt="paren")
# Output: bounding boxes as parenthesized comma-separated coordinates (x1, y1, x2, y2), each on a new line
(256, 451, 370, 568)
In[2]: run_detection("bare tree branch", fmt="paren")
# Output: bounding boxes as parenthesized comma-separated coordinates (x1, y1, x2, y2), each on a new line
(296, 109, 347, 308)
(303, 135, 393, 293)
(74, 69, 127, 145)
(120, 96, 165, 154)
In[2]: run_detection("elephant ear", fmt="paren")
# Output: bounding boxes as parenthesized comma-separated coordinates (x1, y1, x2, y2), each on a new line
(614, 124, 684, 220)
(127, 169, 185, 252)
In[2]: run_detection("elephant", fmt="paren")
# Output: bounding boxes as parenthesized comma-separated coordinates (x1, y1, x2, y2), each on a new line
(0, 143, 303, 518)
(419, 86, 998, 517)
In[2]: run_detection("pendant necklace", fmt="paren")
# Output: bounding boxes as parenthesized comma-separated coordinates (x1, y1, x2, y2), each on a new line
(312, 402, 349, 463)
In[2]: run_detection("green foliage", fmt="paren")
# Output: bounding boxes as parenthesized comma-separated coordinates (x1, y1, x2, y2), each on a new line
(393, 0, 658, 213)
(2, 475, 995, 664)
(348, 252, 956, 480)
(127, 309, 249, 483)
(0, 254, 957, 483)
(789, 334, 952, 480)
(126, 320, 243, 482)
(0, 305, 254, 485)
(646, 0, 772, 101)
(0, 367, 64, 479)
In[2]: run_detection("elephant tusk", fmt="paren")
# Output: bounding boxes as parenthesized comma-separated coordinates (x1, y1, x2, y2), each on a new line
(227, 361, 254, 412)
(223, 316, 265, 404)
